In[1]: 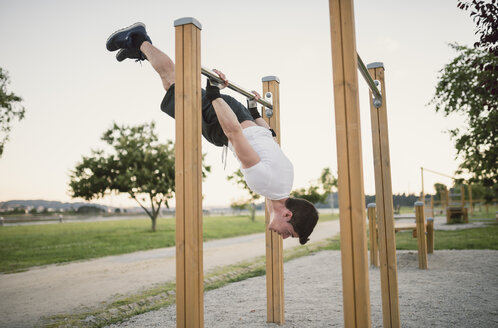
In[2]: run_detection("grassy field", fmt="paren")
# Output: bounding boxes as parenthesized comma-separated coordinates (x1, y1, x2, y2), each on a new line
(0, 213, 337, 273)
(395, 223, 498, 250)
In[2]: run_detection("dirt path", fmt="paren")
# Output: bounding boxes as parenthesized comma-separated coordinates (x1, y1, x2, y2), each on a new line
(0, 220, 340, 328)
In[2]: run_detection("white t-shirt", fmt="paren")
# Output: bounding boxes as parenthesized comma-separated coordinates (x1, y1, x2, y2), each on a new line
(228, 126, 294, 200)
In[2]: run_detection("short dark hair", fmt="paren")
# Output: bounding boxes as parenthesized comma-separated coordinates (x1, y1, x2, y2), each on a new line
(285, 197, 319, 245)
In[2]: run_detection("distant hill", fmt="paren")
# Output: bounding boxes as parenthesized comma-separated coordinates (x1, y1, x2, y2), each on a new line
(0, 200, 108, 211)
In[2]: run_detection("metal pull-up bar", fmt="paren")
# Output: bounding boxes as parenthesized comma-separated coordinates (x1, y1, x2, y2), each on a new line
(357, 54, 382, 108)
(201, 67, 273, 109)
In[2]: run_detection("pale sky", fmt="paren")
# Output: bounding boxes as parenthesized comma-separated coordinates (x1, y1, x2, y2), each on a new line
(0, 0, 477, 208)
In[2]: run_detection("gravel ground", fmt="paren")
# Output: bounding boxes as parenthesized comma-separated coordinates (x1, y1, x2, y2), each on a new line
(109, 249, 498, 328)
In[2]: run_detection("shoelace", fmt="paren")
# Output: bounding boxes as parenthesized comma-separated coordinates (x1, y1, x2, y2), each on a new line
(221, 145, 228, 170)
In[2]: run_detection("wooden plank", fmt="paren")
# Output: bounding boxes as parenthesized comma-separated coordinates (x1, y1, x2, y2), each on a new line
(368, 64, 400, 327)
(329, 1, 371, 327)
(394, 222, 417, 232)
(263, 78, 284, 324)
(414, 202, 428, 269)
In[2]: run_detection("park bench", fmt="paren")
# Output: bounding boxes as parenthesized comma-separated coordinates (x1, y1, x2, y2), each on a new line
(446, 206, 468, 224)
(368, 202, 434, 269)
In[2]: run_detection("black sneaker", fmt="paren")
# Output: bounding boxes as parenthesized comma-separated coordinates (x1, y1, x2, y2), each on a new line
(106, 22, 152, 52)
(115, 48, 147, 62)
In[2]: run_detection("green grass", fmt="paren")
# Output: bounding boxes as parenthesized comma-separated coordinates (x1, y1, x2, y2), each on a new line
(395, 223, 498, 250)
(0, 213, 337, 273)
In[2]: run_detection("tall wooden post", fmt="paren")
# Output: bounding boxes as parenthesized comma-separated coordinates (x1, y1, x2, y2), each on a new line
(367, 203, 379, 267)
(262, 76, 284, 324)
(414, 202, 428, 269)
(174, 17, 204, 328)
(329, 1, 371, 327)
(367, 63, 400, 328)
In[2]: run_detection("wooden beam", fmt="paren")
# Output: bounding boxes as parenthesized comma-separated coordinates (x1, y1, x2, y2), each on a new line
(174, 17, 204, 328)
(367, 63, 400, 328)
(262, 76, 285, 324)
(414, 202, 428, 269)
(328, 1, 371, 327)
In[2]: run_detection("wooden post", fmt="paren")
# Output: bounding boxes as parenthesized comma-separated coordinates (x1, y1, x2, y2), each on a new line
(469, 184, 473, 218)
(445, 187, 450, 224)
(329, 1, 371, 327)
(426, 218, 434, 254)
(414, 202, 428, 269)
(367, 203, 379, 267)
(430, 195, 435, 219)
(262, 76, 284, 324)
(420, 167, 424, 201)
(368, 63, 400, 328)
(460, 185, 465, 208)
(174, 17, 204, 328)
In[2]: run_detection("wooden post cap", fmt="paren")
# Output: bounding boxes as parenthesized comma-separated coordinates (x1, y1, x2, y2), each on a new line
(262, 76, 280, 83)
(414, 201, 424, 207)
(174, 17, 202, 29)
(367, 203, 376, 208)
(427, 218, 434, 222)
(367, 62, 384, 69)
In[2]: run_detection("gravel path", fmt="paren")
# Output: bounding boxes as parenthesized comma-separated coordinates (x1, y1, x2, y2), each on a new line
(109, 249, 498, 328)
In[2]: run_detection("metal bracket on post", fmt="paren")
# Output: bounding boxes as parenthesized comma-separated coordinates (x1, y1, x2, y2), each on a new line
(264, 92, 273, 118)
(372, 80, 382, 108)
(262, 75, 279, 119)
(363, 61, 384, 109)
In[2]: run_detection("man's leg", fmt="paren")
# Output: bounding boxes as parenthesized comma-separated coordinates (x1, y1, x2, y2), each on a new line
(140, 42, 175, 92)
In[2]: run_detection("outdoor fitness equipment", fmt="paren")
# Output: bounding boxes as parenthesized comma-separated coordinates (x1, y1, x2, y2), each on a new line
(174, 0, 403, 326)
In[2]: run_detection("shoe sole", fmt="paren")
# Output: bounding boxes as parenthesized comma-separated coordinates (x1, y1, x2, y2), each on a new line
(106, 22, 146, 51)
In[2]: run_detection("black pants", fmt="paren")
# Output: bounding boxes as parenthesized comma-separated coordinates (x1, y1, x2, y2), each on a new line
(160, 84, 253, 147)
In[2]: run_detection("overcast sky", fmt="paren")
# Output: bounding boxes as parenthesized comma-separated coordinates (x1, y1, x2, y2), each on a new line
(0, 0, 478, 208)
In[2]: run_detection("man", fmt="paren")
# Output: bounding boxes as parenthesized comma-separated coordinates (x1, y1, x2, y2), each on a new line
(106, 22, 318, 244)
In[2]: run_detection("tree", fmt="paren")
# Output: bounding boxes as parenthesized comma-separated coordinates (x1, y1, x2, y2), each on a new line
(458, 0, 498, 55)
(227, 169, 261, 221)
(0, 67, 25, 157)
(429, 2, 498, 197)
(291, 167, 338, 205)
(69, 122, 211, 231)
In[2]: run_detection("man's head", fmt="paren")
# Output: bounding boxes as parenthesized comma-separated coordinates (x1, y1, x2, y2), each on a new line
(268, 197, 319, 245)
(285, 197, 319, 245)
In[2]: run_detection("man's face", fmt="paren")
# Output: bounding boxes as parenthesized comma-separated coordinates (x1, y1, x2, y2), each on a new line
(268, 210, 298, 239)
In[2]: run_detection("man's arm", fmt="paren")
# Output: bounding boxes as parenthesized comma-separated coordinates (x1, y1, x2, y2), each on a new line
(208, 69, 260, 169)
(211, 98, 260, 169)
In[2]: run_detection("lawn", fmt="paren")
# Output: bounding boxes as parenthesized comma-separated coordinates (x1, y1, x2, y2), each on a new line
(395, 223, 498, 250)
(0, 213, 337, 273)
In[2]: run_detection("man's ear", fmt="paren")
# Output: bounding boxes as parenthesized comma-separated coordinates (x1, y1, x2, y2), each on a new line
(284, 208, 293, 219)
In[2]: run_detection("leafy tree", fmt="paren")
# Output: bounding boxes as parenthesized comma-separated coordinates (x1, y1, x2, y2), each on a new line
(69, 122, 211, 231)
(227, 169, 261, 221)
(434, 183, 448, 201)
(291, 184, 324, 204)
(291, 168, 338, 205)
(458, 0, 498, 54)
(0, 67, 25, 157)
(429, 1, 498, 197)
